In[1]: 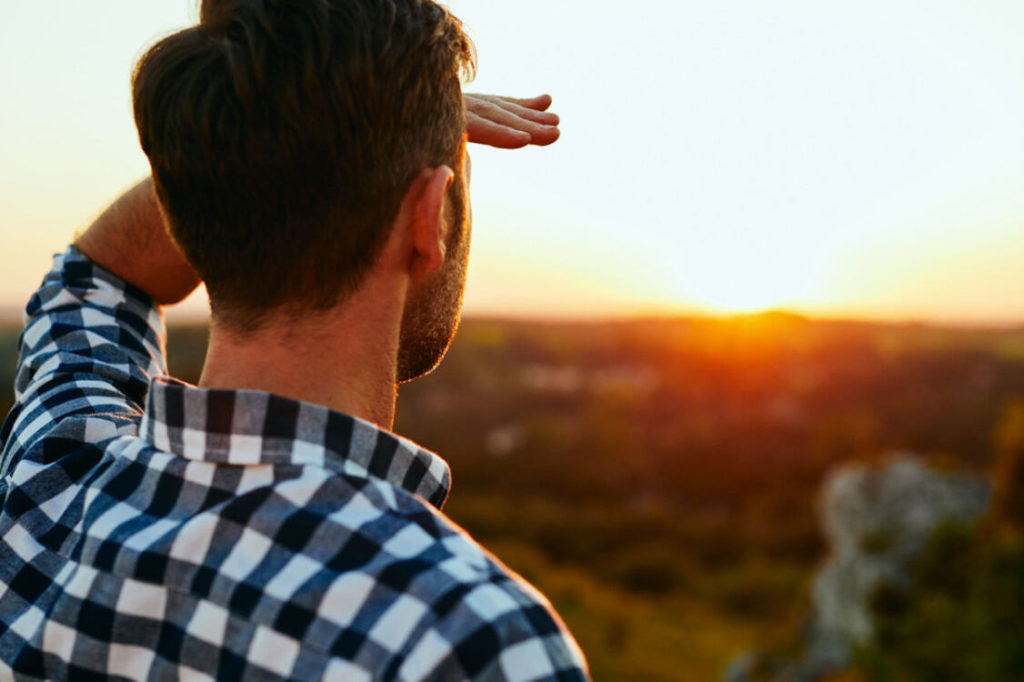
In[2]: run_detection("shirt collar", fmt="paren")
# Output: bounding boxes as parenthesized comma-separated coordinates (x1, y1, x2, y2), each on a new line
(139, 376, 451, 509)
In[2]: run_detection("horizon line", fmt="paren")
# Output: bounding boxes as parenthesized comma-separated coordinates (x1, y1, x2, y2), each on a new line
(2, 305, 1022, 331)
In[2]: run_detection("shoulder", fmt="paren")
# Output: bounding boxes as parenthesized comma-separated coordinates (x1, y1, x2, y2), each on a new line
(375, 488, 590, 681)
(255, 476, 589, 680)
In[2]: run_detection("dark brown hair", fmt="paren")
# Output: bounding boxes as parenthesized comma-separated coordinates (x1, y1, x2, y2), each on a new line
(133, 0, 475, 328)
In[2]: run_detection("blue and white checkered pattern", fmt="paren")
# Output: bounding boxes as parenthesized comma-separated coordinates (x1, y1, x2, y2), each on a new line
(0, 247, 589, 680)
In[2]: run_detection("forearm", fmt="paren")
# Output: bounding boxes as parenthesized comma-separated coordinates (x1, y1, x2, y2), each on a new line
(74, 177, 200, 305)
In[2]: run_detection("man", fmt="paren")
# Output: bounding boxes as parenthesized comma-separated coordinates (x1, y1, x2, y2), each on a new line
(0, 0, 588, 679)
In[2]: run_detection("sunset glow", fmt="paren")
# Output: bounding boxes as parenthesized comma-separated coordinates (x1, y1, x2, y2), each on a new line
(651, 229, 835, 314)
(5, 1, 1024, 323)
(673, 259, 822, 315)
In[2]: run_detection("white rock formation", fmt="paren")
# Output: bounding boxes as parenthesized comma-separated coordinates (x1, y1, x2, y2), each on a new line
(727, 453, 990, 682)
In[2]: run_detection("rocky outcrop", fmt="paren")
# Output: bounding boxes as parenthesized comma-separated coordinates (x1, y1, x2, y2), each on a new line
(726, 453, 991, 682)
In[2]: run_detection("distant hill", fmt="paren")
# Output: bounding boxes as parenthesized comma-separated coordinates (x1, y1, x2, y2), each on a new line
(0, 308, 23, 325)
(4, 314, 1024, 417)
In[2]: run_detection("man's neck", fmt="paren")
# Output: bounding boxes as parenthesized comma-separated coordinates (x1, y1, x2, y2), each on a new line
(198, 286, 405, 430)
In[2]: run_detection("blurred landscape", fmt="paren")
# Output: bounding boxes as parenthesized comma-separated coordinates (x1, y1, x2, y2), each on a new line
(2, 313, 1024, 680)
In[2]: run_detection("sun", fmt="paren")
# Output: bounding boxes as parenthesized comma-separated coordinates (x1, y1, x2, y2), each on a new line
(686, 276, 806, 314)
(661, 241, 831, 315)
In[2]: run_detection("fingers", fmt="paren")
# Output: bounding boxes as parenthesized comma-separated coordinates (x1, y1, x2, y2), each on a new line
(464, 93, 561, 148)
(499, 99, 560, 126)
(501, 93, 553, 112)
(523, 121, 560, 146)
(469, 94, 559, 125)
(470, 101, 559, 144)
(465, 114, 533, 149)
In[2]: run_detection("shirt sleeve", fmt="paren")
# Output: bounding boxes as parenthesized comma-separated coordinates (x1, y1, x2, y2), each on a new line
(0, 246, 167, 477)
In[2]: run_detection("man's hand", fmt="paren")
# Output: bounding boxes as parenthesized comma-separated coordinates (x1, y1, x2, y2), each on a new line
(465, 93, 560, 149)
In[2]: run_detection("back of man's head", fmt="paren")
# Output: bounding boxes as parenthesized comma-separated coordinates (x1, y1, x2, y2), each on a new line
(133, 0, 475, 330)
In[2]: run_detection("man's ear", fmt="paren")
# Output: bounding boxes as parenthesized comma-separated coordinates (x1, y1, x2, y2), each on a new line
(407, 165, 455, 278)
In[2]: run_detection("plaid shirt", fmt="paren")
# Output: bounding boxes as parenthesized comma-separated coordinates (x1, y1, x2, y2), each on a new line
(0, 247, 589, 681)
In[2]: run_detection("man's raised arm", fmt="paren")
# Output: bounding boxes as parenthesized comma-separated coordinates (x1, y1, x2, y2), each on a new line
(0, 178, 188, 475)
(74, 177, 200, 305)
(1, 91, 560, 466)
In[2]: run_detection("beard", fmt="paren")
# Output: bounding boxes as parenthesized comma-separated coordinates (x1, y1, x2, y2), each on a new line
(395, 175, 470, 383)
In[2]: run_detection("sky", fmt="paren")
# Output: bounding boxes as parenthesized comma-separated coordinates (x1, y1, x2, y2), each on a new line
(3, 0, 1024, 323)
